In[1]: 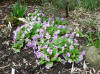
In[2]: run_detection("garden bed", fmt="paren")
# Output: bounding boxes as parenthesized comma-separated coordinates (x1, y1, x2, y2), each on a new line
(0, 1, 100, 74)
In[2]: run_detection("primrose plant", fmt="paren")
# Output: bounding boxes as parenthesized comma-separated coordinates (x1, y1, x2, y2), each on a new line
(13, 10, 85, 69)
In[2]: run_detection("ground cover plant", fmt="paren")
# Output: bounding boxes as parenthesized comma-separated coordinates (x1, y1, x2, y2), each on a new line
(13, 10, 85, 69)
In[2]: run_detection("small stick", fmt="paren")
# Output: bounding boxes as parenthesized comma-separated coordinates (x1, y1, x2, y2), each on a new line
(11, 68, 15, 74)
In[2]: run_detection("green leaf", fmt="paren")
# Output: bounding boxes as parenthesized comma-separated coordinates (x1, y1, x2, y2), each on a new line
(51, 57, 57, 61)
(58, 51, 64, 54)
(52, 48, 56, 55)
(14, 48, 20, 53)
(65, 56, 69, 61)
(46, 62, 53, 68)
(39, 60, 45, 65)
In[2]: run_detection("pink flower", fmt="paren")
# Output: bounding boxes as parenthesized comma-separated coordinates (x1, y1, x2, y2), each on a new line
(41, 39, 44, 43)
(54, 30, 60, 35)
(68, 59, 72, 63)
(74, 39, 78, 43)
(43, 55, 50, 61)
(53, 35, 58, 39)
(43, 22, 50, 29)
(76, 33, 79, 37)
(45, 32, 51, 39)
(81, 50, 86, 56)
(54, 53, 59, 58)
(70, 32, 76, 38)
(64, 44, 67, 47)
(69, 45, 74, 50)
(62, 54, 65, 58)
(61, 25, 66, 28)
(66, 52, 70, 57)
(47, 47, 52, 54)
(61, 18, 65, 21)
(54, 46, 58, 49)
(25, 38, 31, 42)
(38, 45, 41, 51)
(68, 39, 71, 43)
(69, 28, 72, 31)
(62, 47, 65, 51)
(47, 40, 50, 44)
(35, 51, 43, 58)
(79, 55, 83, 61)
(37, 17, 41, 22)
(65, 34, 69, 37)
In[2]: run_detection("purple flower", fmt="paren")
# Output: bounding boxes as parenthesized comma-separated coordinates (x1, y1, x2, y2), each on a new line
(64, 44, 67, 47)
(32, 35, 38, 40)
(53, 35, 58, 39)
(51, 20, 54, 25)
(61, 25, 66, 28)
(35, 51, 43, 58)
(74, 39, 79, 45)
(62, 47, 65, 51)
(74, 39, 78, 43)
(16, 27, 21, 32)
(47, 40, 50, 44)
(26, 42, 33, 47)
(54, 30, 60, 35)
(41, 39, 44, 43)
(81, 50, 86, 56)
(47, 47, 52, 54)
(38, 45, 41, 51)
(43, 45, 48, 49)
(70, 32, 76, 38)
(68, 59, 72, 63)
(39, 29, 44, 33)
(27, 40, 37, 49)
(43, 22, 50, 29)
(69, 28, 72, 31)
(22, 32, 26, 37)
(45, 32, 51, 39)
(37, 17, 41, 22)
(54, 46, 58, 49)
(76, 33, 79, 37)
(57, 25, 62, 28)
(74, 42, 79, 45)
(79, 55, 83, 61)
(62, 60, 66, 64)
(66, 52, 70, 57)
(43, 55, 50, 61)
(69, 45, 74, 50)
(13, 31, 17, 41)
(27, 27, 31, 32)
(24, 46, 28, 50)
(62, 54, 65, 58)
(54, 53, 59, 58)
(52, 35, 58, 42)
(65, 34, 69, 37)
(61, 18, 65, 21)
(40, 33, 44, 38)
(25, 38, 31, 42)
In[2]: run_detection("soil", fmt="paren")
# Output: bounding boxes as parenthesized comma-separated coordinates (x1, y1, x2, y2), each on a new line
(0, 1, 100, 74)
